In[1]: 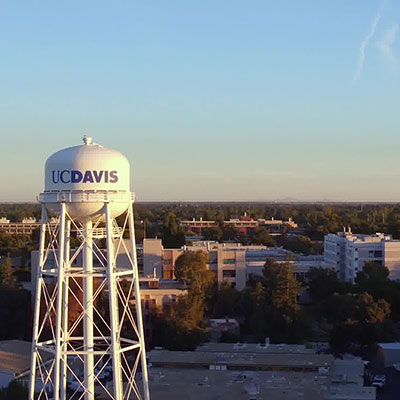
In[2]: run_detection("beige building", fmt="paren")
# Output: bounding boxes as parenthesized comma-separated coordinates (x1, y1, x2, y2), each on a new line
(30, 245, 187, 310)
(0, 217, 59, 235)
(181, 214, 298, 235)
(142, 239, 330, 290)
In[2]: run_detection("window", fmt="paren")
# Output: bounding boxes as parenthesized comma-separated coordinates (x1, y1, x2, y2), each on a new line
(163, 259, 172, 265)
(223, 259, 235, 265)
(223, 270, 236, 278)
(374, 250, 383, 258)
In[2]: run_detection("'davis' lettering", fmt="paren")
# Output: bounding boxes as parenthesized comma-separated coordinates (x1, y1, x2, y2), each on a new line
(51, 170, 119, 184)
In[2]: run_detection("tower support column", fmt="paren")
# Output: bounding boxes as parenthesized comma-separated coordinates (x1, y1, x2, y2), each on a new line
(83, 220, 95, 400)
(106, 203, 123, 399)
(29, 205, 47, 400)
(128, 203, 150, 400)
(54, 202, 67, 400)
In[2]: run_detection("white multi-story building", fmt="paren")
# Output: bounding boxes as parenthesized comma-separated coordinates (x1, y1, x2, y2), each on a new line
(324, 229, 400, 282)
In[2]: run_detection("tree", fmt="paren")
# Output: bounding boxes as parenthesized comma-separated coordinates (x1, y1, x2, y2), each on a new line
(175, 251, 214, 296)
(357, 293, 391, 323)
(320, 293, 357, 324)
(279, 235, 312, 254)
(262, 258, 282, 298)
(261, 259, 303, 342)
(306, 267, 351, 302)
(0, 380, 29, 400)
(210, 282, 242, 317)
(203, 227, 223, 241)
(162, 212, 185, 248)
(151, 251, 214, 350)
(0, 254, 16, 288)
(251, 228, 275, 247)
(248, 281, 269, 341)
(0, 287, 31, 340)
(355, 261, 390, 296)
(270, 263, 300, 321)
(222, 225, 237, 241)
(151, 295, 209, 350)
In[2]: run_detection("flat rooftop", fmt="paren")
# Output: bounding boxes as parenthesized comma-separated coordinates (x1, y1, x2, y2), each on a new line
(378, 342, 400, 350)
(196, 343, 317, 355)
(145, 368, 327, 400)
(0, 340, 52, 376)
(149, 349, 334, 371)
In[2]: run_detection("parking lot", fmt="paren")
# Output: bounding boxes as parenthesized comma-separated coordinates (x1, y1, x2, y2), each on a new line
(373, 366, 400, 400)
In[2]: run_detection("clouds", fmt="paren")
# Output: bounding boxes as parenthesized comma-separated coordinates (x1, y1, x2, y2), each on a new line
(353, 0, 400, 82)
(353, 4, 385, 83)
(377, 23, 399, 70)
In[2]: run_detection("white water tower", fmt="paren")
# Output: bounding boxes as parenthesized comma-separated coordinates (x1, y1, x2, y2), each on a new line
(29, 136, 150, 400)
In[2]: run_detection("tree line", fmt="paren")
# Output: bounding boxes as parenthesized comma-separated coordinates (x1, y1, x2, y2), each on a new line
(149, 252, 400, 353)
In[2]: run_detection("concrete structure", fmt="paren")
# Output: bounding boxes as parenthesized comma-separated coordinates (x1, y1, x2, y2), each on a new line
(29, 137, 150, 400)
(325, 357, 375, 400)
(0, 340, 36, 389)
(324, 229, 400, 281)
(377, 342, 400, 367)
(138, 276, 187, 340)
(195, 342, 317, 355)
(148, 368, 328, 400)
(32, 248, 187, 347)
(149, 347, 333, 372)
(139, 277, 186, 308)
(0, 218, 41, 235)
(146, 344, 375, 400)
(34, 238, 329, 292)
(31, 248, 186, 301)
(143, 239, 331, 290)
(0, 340, 52, 389)
(0, 217, 59, 235)
(143, 238, 182, 280)
(181, 214, 298, 235)
(208, 318, 240, 342)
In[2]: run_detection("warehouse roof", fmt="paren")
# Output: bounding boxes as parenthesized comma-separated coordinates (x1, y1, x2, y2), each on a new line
(196, 342, 317, 354)
(149, 349, 333, 370)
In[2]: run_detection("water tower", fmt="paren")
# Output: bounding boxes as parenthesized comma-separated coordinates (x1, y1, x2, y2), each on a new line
(29, 137, 150, 400)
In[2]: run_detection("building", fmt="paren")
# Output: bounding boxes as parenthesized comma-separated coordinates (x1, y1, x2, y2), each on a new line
(149, 343, 334, 372)
(181, 214, 298, 235)
(324, 229, 400, 282)
(0, 340, 52, 389)
(0, 217, 58, 235)
(377, 342, 400, 368)
(146, 343, 375, 400)
(208, 318, 240, 342)
(143, 238, 182, 280)
(143, 239, 331, 290)
(30, 247, 187, 310)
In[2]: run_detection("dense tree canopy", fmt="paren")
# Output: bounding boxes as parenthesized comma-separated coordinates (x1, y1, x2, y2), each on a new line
(3, 202, 400, 352)
(0, 254, 16, 288)
(161, 212, 186, 248)
(174, 251, 214, 296)
(151, 250, 214, 350)
(0, 380, 29, 400)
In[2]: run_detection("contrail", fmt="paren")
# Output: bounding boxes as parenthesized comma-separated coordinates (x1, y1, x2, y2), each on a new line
(353, 1, 386, 83)
(377, 23, 399, 68)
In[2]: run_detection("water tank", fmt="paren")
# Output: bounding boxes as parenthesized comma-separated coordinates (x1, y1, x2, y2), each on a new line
(40, 136, 133, 221)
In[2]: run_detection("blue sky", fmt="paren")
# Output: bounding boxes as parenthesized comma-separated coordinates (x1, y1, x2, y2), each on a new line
(0, 0, 399, 201)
